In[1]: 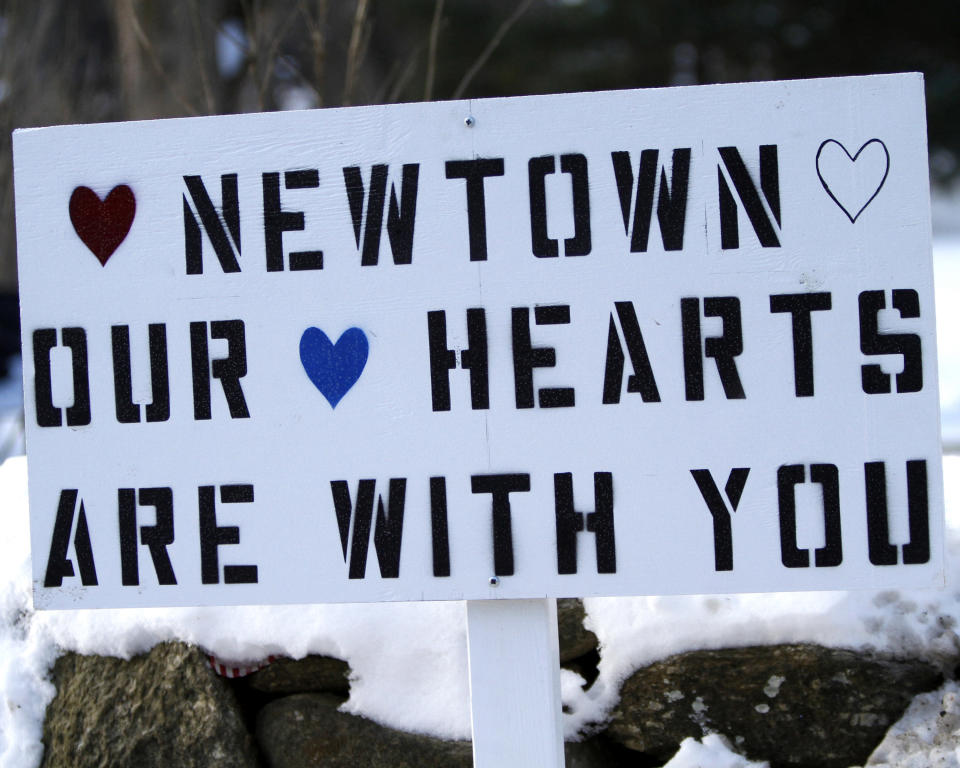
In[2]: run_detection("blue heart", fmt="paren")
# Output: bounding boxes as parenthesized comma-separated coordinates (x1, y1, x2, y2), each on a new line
(299, 327, 369, 408)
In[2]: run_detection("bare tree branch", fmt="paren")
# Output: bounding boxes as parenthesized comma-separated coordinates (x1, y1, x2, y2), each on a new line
(452, 0, 537, 100)
(259, 6, 301, 109)
(119, 0, 199, 115)
(423, 0, 445, 101)
(187, 0, 216, 114)
(298, 0, 329, 106)
(240, 0, 265, 110)
(112, 0, 142, 116)
(386, 43, 425, 103)
(343, 0, 370, 106)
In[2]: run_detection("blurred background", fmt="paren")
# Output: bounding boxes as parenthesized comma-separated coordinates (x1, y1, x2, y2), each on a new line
(0, 0, 959, 454)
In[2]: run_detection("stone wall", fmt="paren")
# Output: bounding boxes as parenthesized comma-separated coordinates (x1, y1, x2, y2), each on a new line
(40, 600, 945, 768)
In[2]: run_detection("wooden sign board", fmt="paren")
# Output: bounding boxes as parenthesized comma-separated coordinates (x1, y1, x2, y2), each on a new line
(14, 73, 942, 611)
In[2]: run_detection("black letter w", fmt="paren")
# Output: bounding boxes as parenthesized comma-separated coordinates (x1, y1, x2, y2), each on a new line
(612, 149, 690, 252)
(343, 164, 420, 265)
(330, 479, 406, 578)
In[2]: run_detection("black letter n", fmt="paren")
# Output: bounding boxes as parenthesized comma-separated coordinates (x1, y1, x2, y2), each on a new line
(184, 174, 241, 274)
(718, 146, 780, 249)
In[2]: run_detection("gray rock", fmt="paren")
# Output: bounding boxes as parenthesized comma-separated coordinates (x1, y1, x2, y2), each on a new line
(256, 693, 471, 768)
(564, 735, 635, 767)
(247, 655, 351, 695)
(557, 598, 599, 663)
(257, 692, 625, 768)
(606, 644, 942, 768)
(41, 641, 258, 768)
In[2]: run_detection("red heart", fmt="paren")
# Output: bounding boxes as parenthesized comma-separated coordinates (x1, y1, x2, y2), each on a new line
(69, 185, 136, 266)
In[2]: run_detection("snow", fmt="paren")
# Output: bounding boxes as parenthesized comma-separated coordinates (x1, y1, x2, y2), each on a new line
(663, 735, 769, 768)
(936, 238, 960, 447)
(867, 681, 960, 767)
(2, 237, 960, 767)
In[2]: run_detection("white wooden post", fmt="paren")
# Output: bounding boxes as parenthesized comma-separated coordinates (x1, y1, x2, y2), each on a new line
(466, 598, 565, 767)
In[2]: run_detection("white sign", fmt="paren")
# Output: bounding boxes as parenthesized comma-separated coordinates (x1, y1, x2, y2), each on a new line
(14, 73, 943, 610)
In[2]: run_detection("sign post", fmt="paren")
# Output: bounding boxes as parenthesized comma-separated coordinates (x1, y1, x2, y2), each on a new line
(467, 598, 564, 767)
(13, 73, 943, 765)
